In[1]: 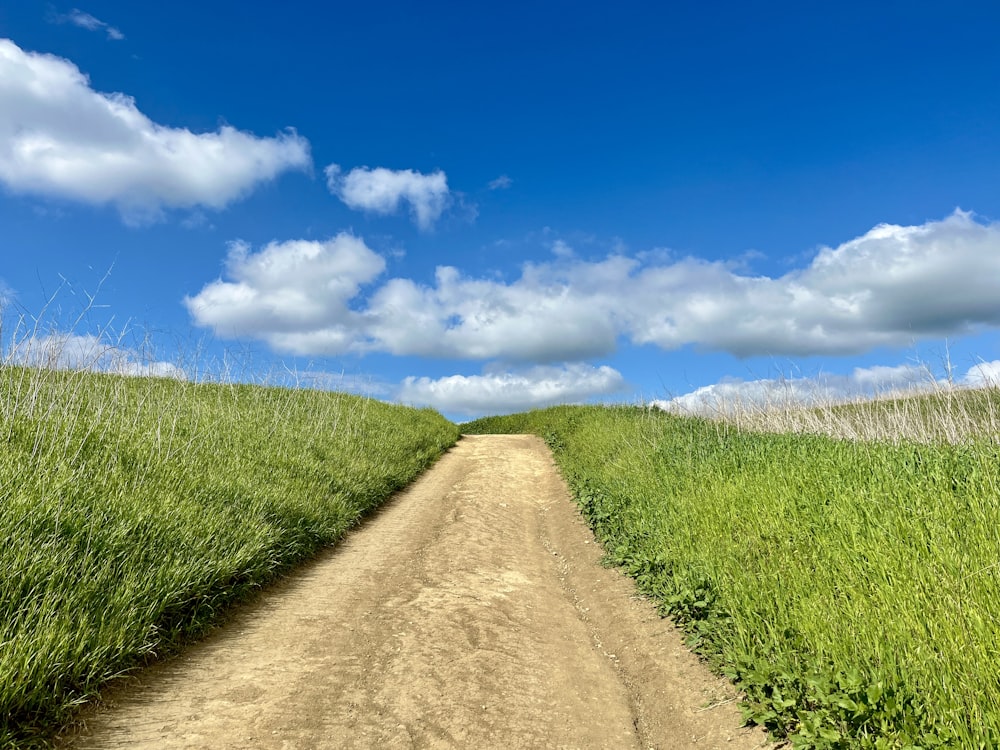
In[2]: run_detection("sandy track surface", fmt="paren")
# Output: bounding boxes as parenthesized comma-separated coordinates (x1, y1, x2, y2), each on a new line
(60, 435, 772, 749)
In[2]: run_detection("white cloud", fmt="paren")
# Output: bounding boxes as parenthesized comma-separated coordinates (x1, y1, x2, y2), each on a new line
(488, 174, 512, 190)
(187, 211, 1000, 363)
(325, 163, 450, 230)
(52, 9, 125, 40)
(650, 363, 948, 416)
(655, 208, 1000, 357)
(11, 333, 186, 379)
(399, 364, 626, 417)
(649, 360, 1000, 415)
(963, 360, 1000, 388)
(0, 39, 311, 222)
(184, 234, 386, 353)
(651, 378, 823, 416)
(363, 264, 621, 361)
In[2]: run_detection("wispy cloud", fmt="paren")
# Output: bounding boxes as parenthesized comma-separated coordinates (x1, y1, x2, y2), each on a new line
(186, 211, 1000, 363)
(0, 39, 311, 223)
(325, 164, 450, 230)
(488, 174, 512, 190)
(399, 364, 626, 417)
(49, 8, 125, 40)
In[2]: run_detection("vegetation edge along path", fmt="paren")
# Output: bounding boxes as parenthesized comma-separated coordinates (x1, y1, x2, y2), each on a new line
(1, 366, 459, 747)
(59, 434, 769, 749)
(465, 402, 1000, 749)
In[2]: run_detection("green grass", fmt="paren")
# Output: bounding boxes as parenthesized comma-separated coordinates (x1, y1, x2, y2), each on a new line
(465, 399, 1000, 748)
(0, 364, 458, 747)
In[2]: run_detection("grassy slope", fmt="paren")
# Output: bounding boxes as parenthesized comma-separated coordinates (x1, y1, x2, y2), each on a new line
(465, 404, 1000, 749)
(0, 366, 458, 747)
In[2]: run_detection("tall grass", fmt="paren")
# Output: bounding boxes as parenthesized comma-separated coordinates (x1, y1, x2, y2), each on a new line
(466, 398, 1000, 748)
(662, 378, 1000, 445)
(745, 386, 1000, 444)
(0, 348, 458, 747)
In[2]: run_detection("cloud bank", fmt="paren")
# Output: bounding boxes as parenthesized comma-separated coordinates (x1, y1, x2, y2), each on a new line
(652, 364, 936, 415)
(0, 39, 311, 222)
(325, 164, 450, 230)
(187, 211, 1000, 362)
(399, 364, 626, 417)
(652, 360, 1000, 416)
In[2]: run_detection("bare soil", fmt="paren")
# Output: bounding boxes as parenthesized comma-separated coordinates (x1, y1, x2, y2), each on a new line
(59, 434, 773, 749)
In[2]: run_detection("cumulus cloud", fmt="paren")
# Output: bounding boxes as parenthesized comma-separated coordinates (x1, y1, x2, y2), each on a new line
(399, 364, 626, 417)
(643, 209, 1000, 357)
(651, 363, 941, 416)
(50, 8, 125, 40)
(186, 211, 1000, 363)
(325, 164, 450, 230)
(185, 234, 618, 360)
(604, 212, 997, 358)
(0, 39, 311, 222)
(184, 234, 386, 353)
(11, 333, 186, 379)
(651, 358, 1000, 417)
(963, 360, 1000, 388)
(364, 264, 621, 361)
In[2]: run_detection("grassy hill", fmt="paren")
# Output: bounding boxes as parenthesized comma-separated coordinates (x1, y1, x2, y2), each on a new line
(0, 364, 458, 747)
(466, 394, 1000, 748)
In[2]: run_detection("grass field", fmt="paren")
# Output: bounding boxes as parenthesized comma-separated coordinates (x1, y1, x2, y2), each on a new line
(465, 395, 1000, 749)
(0, 362, 458, 747)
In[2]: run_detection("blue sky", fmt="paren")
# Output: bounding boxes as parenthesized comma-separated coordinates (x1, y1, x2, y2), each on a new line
(2, 1, 1000, 420)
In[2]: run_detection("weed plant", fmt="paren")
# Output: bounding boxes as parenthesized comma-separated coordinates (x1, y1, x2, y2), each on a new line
(0, 359, 458, 746)
(466, 401, 1000, 748)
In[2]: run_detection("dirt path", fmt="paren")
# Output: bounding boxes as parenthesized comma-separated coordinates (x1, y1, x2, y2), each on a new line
(60, 435, 772, 749)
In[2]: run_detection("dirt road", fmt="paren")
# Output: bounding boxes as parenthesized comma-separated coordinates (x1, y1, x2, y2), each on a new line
(61, 435, 771, 749)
